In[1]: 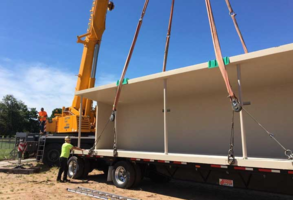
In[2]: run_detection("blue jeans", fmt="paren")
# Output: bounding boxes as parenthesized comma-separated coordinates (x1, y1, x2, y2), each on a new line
(40, 121, 45, 133)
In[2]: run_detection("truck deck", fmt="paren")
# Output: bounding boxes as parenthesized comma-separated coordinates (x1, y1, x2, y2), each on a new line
(74, 149, 293, 171)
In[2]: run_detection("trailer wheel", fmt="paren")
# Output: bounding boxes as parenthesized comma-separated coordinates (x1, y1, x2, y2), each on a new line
(68, 156, 84, 179)
(43, 144, 61, 166)
(112, 161, 135, 189)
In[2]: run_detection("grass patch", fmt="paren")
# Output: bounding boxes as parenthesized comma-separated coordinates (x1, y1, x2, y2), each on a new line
(0, 149, 15, 161)
(0, 140, 16, 161)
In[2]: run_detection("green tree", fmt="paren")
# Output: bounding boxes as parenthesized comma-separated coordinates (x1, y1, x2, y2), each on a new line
(0, 95, 39, 136)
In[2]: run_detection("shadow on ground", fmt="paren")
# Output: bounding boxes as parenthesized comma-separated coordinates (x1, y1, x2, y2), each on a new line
(35, 163, 51, 173)
(85, 174, 293, 200)
(0, 159, 50, 174)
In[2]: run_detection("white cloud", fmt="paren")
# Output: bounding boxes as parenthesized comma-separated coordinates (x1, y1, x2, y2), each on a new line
(0, 60, 117, 115)
(0, 61, 76, 114)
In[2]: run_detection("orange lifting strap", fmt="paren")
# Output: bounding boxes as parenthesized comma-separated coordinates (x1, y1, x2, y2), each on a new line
(110, 0, 149, 121)
(225, 0, 248, 54)
(225, 0, 293, 160)
(162, 0, 175, 72)
(205, 0, 241, 112)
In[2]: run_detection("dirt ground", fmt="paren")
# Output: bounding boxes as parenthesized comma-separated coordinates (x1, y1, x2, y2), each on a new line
(0, 162, 292, 200)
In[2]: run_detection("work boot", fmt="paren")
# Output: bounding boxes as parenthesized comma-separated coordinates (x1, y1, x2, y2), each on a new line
(63, 179, 70, 183)
(57, 179, 64, 183)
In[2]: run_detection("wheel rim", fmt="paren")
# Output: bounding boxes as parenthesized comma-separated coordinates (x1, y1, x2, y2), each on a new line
(47, 149, 60, 163)
(68, 160, 77, 177)
(115, 166, 127, 185)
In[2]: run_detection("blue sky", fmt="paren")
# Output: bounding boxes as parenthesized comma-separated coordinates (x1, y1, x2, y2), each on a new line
(0, 0, 292, 113)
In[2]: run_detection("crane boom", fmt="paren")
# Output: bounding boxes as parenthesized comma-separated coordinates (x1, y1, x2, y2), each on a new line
(46, 0, 114, 134)
(71, 0, 111, 117)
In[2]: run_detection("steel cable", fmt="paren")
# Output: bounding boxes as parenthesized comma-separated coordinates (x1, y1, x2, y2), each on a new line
(243, 108, 293, 159)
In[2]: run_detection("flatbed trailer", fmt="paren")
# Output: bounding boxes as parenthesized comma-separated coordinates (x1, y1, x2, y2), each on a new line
(69, 44, 293, 195)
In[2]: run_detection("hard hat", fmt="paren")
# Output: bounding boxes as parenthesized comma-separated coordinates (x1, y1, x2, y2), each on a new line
(65, 136, 71, 141)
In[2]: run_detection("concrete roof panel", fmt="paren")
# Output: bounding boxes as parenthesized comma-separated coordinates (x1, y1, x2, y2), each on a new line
(76, 43, 293, 105)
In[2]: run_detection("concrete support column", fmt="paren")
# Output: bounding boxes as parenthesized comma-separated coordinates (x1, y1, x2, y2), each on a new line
(163, 79, 168, 155)
(95, 104, 98, 150)
(237, 65, 247, 159)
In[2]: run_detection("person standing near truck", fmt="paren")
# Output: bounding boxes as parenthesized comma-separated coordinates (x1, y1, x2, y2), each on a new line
(38, 108, 47, 134)
(57, 136, 83, 182)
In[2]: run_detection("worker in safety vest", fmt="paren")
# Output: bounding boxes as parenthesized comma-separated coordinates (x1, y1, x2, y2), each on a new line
(38, 108, 47, 134)
(57, 136, 83, 183)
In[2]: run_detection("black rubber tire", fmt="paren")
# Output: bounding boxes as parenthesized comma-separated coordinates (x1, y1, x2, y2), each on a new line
(67, 156, 85, 179)
(112, 161, 135, 189)
(82, 159, 91, 178)
(132, 163, 142, 187)
(43, 144, 61, 166)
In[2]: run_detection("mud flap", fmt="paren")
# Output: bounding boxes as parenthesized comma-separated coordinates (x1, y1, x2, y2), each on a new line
(107, 166, 113, 182)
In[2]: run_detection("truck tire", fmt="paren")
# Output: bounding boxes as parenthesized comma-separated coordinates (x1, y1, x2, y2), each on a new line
(112, 161, 135, 189)
(67, 156, 84, 179)
(43, 144, 61, 166)
(132, 163, 142, 187)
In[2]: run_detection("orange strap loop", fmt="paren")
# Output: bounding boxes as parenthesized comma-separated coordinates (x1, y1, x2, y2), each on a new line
(205, 0, 236, 99)
(225, 0, 248, 54)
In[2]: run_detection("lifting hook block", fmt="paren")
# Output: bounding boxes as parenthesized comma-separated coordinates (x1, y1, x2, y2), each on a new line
(228, 148, 235, 165)
(231, 98, 242, 112)
(110, 111, 116, 122)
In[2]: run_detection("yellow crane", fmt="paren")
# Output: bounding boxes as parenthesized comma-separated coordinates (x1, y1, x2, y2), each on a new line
(46, 0, 114, 134)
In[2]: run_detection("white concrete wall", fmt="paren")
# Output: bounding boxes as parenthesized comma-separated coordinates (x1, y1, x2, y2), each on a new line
(96, 102, 113, 149)
(117, 100, 164, 152)
(97, 82, 292, 159)
(167, 82, 293, 158)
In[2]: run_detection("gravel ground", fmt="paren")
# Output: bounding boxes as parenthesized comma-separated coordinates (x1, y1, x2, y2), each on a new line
(0, 162, 292, 200)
